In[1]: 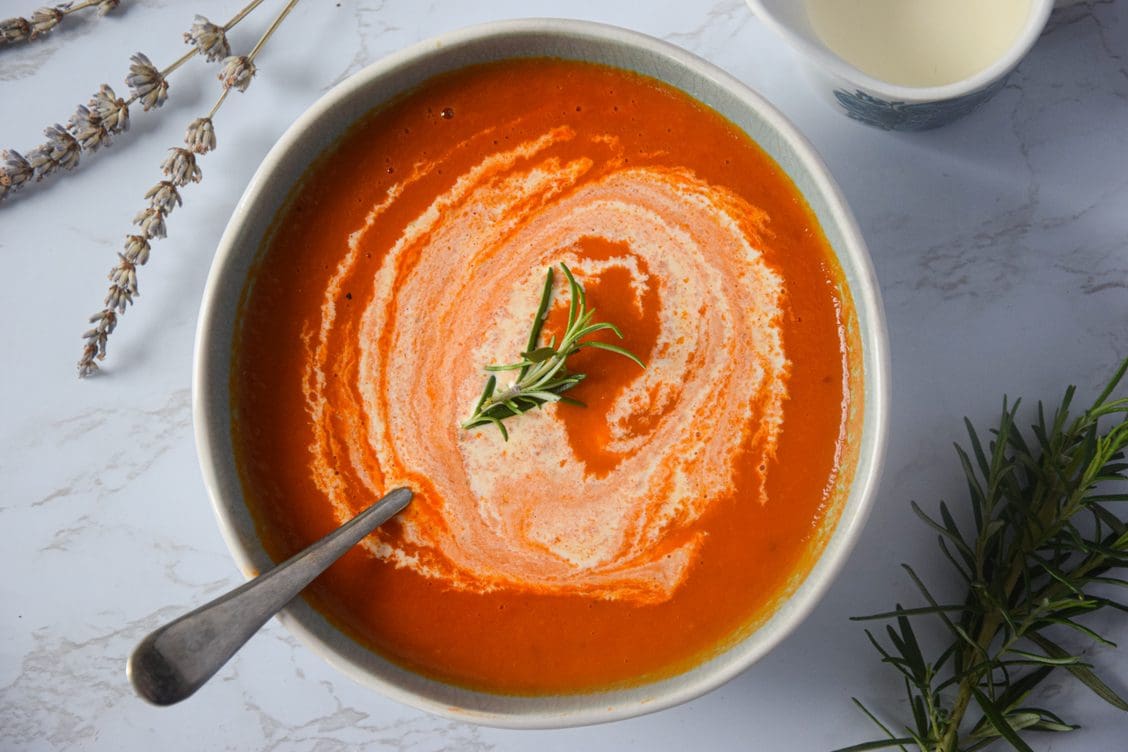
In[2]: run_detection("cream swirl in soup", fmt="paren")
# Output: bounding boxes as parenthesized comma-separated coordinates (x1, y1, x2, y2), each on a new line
(301, 124, 789, 604)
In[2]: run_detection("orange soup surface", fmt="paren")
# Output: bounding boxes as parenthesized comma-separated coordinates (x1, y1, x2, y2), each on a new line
(233, 58, 860, 694)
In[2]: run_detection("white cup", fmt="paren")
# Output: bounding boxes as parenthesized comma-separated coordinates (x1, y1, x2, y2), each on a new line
(747, 0, 1081, 130)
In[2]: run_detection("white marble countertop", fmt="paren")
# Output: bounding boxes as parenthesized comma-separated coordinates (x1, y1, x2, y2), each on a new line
(2, 1, 1126, 750)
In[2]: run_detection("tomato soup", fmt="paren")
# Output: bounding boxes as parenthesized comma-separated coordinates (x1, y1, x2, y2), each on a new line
(232, 58, 860, 694)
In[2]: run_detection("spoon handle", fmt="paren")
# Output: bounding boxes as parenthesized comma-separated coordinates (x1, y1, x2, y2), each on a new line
(128, 487, 413, 705)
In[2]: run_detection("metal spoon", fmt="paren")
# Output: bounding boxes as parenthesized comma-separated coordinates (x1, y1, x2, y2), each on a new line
(128, 487, 413, 705)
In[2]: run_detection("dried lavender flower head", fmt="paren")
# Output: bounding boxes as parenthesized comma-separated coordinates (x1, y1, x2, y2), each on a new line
(1, 150, 33, 201)
(89, 84, 130, 134)
(1, 16, 32, 44)
(1, 150, 34, 191)
(184, 117, 216, 154)
(218, 55, 256, 92)
(133, 207, 167, 239)
(184, 15, 230, 63)
(122, 234, 151, 266)
(109, 253, 139, 296)
(160, 148, 202, 187)
(69, 104, 111, 151)
(29, 7, 64, 39)
(126, 52, 169, 111)
(28, 124, 81, 180)
(79, 309, 117, 376)
(144, 181, 182, 215)
(96, 0, 120, 14)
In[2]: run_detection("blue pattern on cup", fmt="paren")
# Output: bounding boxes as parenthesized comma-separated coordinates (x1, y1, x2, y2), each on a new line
(832, 77, 1009, 131)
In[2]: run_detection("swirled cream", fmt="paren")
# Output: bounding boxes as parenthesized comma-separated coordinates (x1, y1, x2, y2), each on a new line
(300, 123, 789, 604)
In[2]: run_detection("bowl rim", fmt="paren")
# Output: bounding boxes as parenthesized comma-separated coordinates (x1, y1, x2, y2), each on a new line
(744, 0, 1053, 102)
(193, 16, 890, 729)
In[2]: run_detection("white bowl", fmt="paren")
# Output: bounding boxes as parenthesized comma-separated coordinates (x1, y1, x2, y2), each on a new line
(747, 0, 1075, 130)
(194, 18, 889, 729)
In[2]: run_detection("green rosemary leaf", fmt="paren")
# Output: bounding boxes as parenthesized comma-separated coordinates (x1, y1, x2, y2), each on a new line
(1094, 361, 1128, 408)
(964, 416, 996, 494)
(833, 698, 915, 752)
(522, 346, 557, 363)
(938, 500, 973, 553)
(901, 564, 980, 653)
(1089, 493, 1128, 502)
(561, 262, 581, 330)
(908, 685, 928, 740)
(1003, 649, 1085, 666)
(489, 416, 508, 442)
(971, 686, 1035, 752)
(470, 374, 497, 417)
(1090, 504, 1126, 536)
(893, 608, 927, 681)
(1021, 706, 1079, 733)
(527, 266, 554, 351)
(1029, 718, 1079, 733)
(937, 535, 975, 583)
(863, 629, 916, 681)
(911, 501, 974, 563)
(1026, 632, 1128, 711)
(581, 340, 647, 369)
(524, 390, 564, 403)
(994, 665, 1054, 714)
(954, 443, 988, 532)
(851, 604, 967, 621)
(832, 741, 917, 752)
(997, 711, 1042, 733)
(485, 361, 531, 372)
(1032, 555, 1088, 596)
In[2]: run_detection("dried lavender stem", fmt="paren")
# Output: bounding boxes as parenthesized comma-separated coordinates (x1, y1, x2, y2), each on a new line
(1, 0, 272, 207)
(246, 0, 299, 60)
(223, 0, 269, 32)
(206, 89, 230, 120)
(157, 48, 197, 81)
(77, 0, 304, 377)
(61, 1, 104, 15)
(74, 0, 121, 14)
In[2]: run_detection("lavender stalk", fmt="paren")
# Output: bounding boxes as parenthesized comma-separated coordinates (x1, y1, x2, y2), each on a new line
(0, 0, 269, 206)
(78, 0, 301, 377)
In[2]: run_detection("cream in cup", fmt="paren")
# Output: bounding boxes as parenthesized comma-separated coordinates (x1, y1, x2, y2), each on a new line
(747, 0, 1078, 130)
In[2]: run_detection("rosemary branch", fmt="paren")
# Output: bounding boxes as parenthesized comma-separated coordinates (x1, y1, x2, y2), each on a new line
(840, 360, 1128, 752)
(460, 264, 644, 440)
(77, 0, 301, 377)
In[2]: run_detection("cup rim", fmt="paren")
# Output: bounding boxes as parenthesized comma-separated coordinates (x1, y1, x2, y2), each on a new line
(193, 16, 890, 728)
(745, 0, 1053, 101)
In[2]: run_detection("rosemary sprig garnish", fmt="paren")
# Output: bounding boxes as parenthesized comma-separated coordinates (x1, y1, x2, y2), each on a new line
(840, 359, 1128, 752)
(460, 263, 644, 440)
